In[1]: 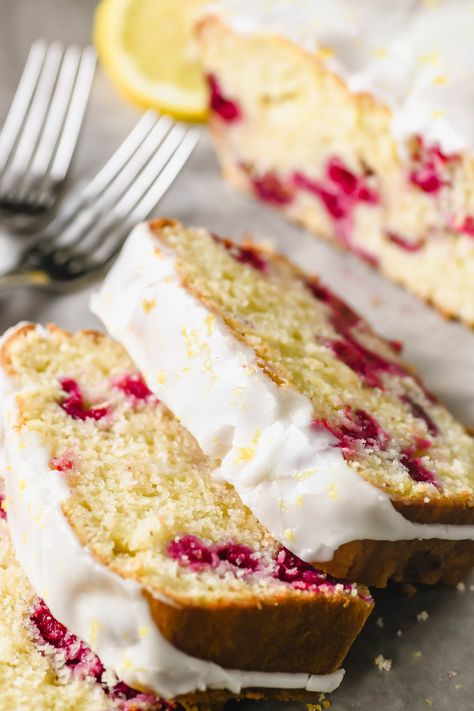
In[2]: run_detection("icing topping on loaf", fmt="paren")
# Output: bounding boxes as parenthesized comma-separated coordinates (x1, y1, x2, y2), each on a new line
(208, 0, 474, 155)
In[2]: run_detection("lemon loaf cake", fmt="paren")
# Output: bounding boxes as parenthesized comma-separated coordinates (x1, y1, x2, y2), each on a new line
(93, 219, 474, 588)
(195, 0, 474, 327)
(0, 479, 180, 711)
(0, 323, 372, 703)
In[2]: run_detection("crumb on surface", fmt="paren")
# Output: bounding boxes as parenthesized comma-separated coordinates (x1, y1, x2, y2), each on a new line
(456, 582, 466, 592)
(399, 582, 418, 596)
(306, 700, 330, 711)
(374, 654, 392, 671)
(375, 616, 384, 628)
(413, 650, 423, 659)
(447, 671, 458, 679)
(417, 610, 429, 622)
(396, 629, 403, 637)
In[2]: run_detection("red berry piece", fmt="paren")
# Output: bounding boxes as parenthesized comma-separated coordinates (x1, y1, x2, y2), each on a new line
(217, 543, 259, 570)
(59, 377, 109, 421)
(386, 231, 424, 252)
(114, 373, 153, 401)
(207, 74, 242, 122)
(400, 451, 442, 490)
(251, 172, 294, 206)
(167, 535, 219, 570)
(49, 453, 75, 472)
(402, 395, 439, 436)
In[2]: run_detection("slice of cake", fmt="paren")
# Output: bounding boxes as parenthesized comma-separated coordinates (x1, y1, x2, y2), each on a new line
(0, 479, 181, 711)
(92, 219, 474, 588)
(0, 323, 372, 704)
(195, 0, 474, 327)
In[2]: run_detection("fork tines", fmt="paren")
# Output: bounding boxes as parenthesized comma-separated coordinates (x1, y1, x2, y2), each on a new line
(25, 111, 199, 283)
(0, 40, 96, 215)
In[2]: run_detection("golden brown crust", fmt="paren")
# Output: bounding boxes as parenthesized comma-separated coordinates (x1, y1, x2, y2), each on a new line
(176, 686, 332, 705)
(146, 589, 371, 676)
(316, 496, 474, 585)
(64, 498, 372, 676)
(316, 537, 474, 587)
(0, 322, 39, 375)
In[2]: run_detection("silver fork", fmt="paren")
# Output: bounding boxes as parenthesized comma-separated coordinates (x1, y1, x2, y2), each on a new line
(0, 40, 96, 224)
(0, 111, 199, 290)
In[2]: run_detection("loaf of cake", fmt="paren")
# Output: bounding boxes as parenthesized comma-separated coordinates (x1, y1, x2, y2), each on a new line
(195, 0, 474, 327)
(0, 480, 179, 710)
(0, 323, 372, 703)
(92, 219, 474, 587)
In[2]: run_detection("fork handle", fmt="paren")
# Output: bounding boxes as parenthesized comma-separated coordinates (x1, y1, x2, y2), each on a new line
(0, 270, 51, 290)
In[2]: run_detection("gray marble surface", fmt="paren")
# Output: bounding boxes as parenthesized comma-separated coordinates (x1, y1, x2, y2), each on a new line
(0, 1, 473, 709)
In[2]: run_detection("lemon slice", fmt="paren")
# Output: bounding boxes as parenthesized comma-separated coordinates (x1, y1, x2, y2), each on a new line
(94, 0, 209, 121)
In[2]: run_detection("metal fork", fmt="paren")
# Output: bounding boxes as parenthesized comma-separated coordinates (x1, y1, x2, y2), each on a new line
(0, 111, 199, 290)
(0, 40, 96, 224)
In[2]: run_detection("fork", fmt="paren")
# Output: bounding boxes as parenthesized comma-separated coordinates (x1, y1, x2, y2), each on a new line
(0, 111, 199, 290)
(0, 40, 96, 224)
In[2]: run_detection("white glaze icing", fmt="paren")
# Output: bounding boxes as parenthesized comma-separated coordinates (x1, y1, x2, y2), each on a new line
(91, 223, 474, 562)
(0, 324, 343, 698)
(207, 0, 474, 155)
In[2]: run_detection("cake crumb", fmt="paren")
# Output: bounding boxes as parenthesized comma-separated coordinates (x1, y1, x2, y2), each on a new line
(305, 701, 330, 711)
(425, 699, 432, 707)
(470, 585, 474, 592)
(417, 610, 429, 622)
(413, 650, 422, 659)
(396, 629, 403, 637)
(397, 582, 417, 596)
(456, 582, 466, 592)
(447, 671, 458, 679)
(375, 616, 384, 628)
(374, 655, 392, 671)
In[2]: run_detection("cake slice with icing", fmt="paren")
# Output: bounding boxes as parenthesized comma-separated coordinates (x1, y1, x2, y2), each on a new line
(0, 323, 371, 704)
(195, 0, 474, 327)
(92, 219, 474, 587)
